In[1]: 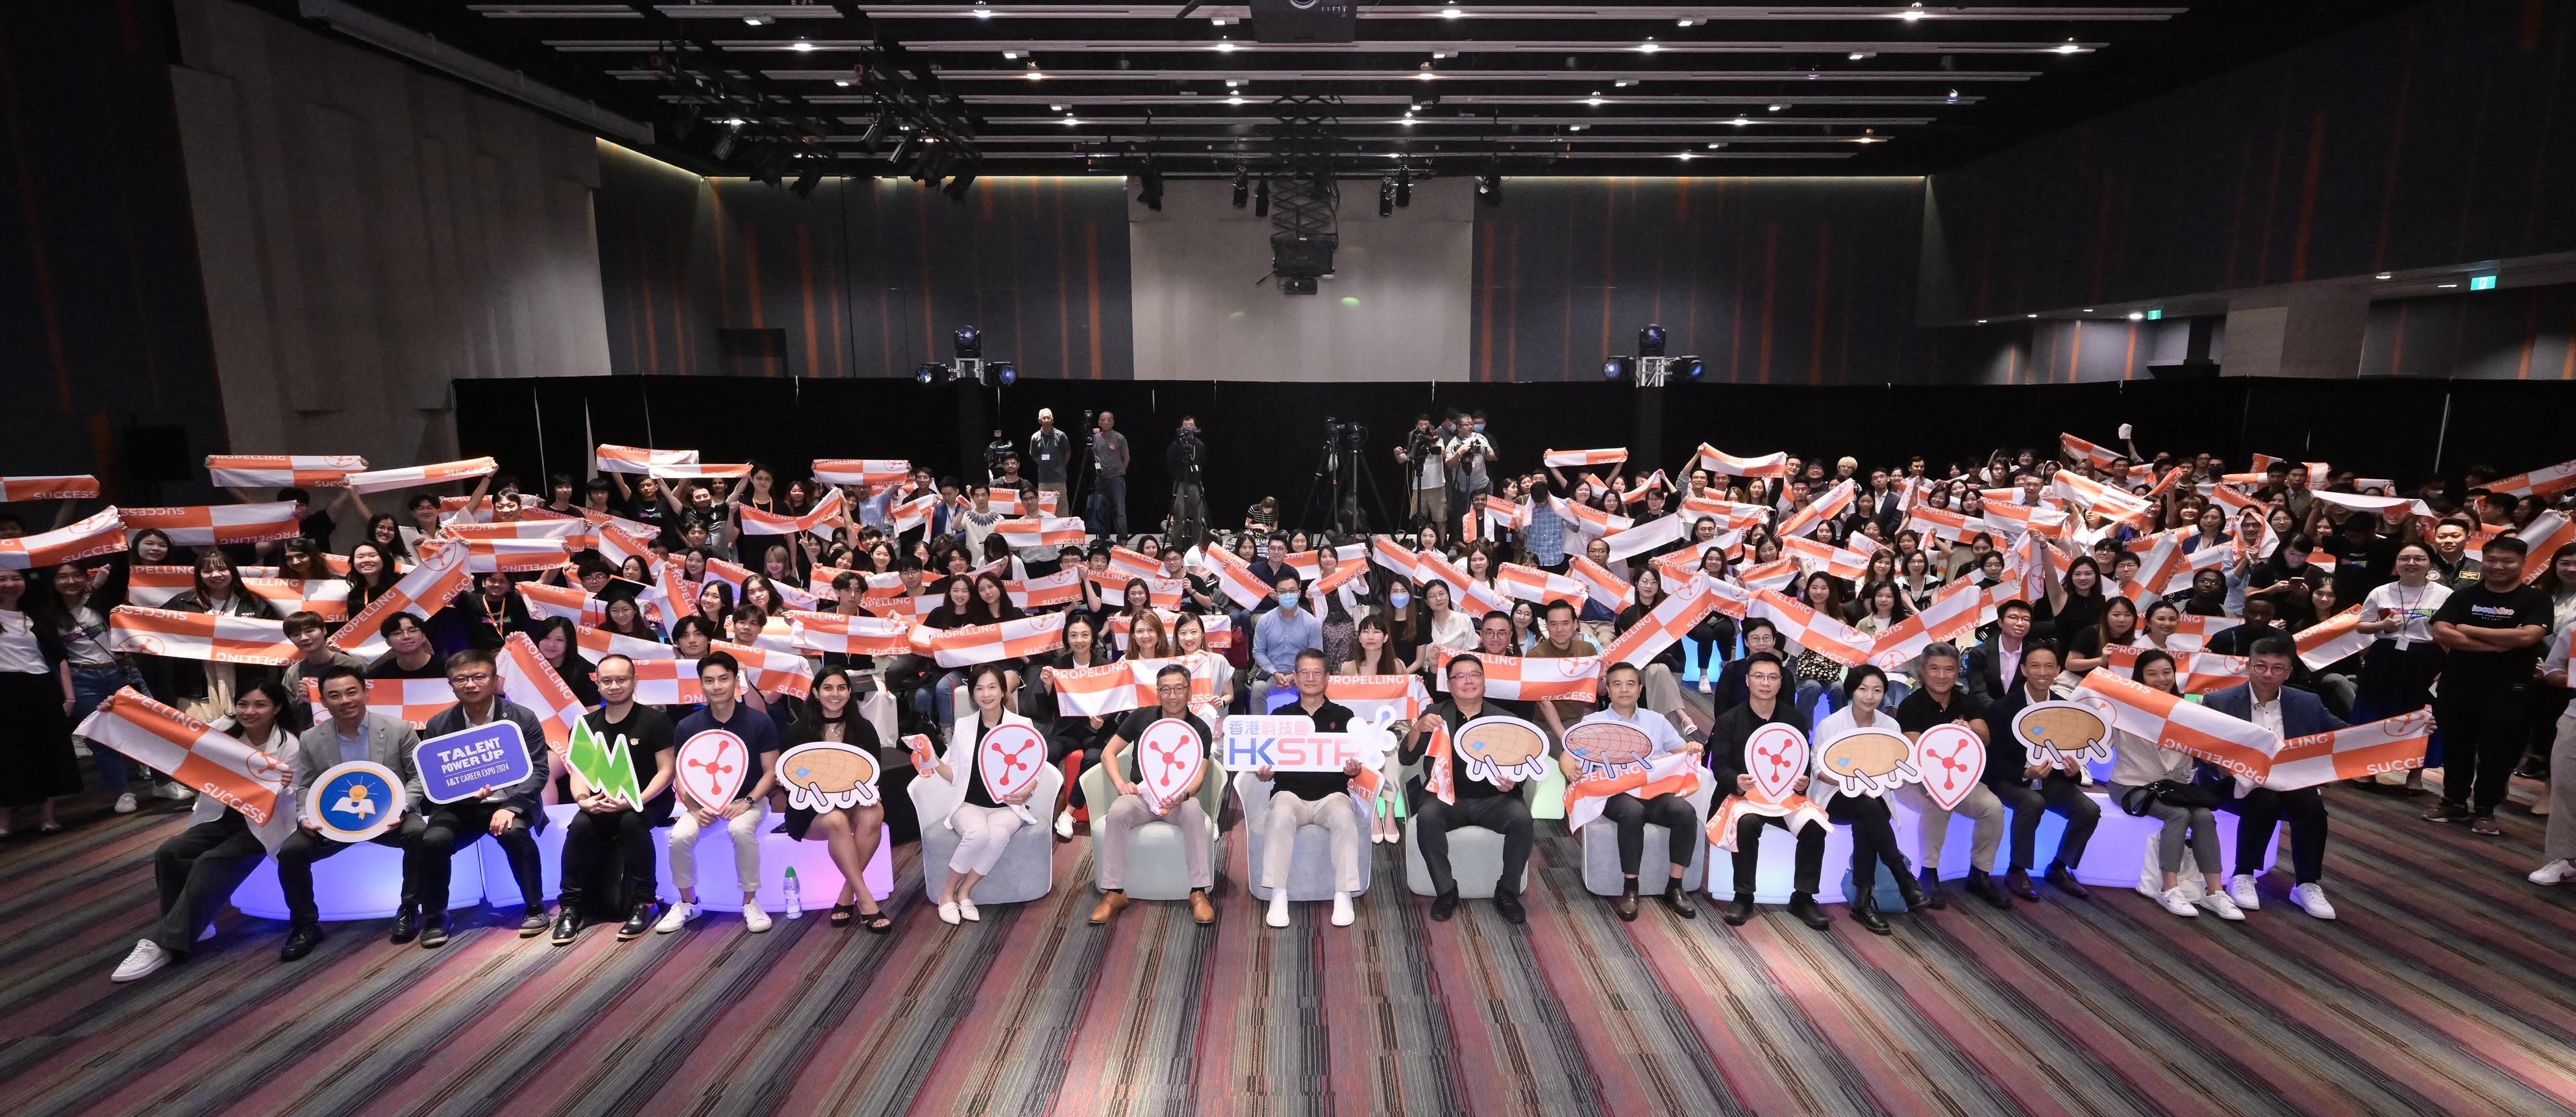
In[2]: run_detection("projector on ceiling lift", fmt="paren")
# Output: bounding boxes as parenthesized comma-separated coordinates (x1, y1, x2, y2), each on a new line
(1250, 0, 1357, 44)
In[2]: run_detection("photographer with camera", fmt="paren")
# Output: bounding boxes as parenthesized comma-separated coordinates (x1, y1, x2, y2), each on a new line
(1091, 411, 1132, 535)
(1167, 416, 1208, 540)
(1445, 410, 1496, 533)
(1395, 414, 1450, 545)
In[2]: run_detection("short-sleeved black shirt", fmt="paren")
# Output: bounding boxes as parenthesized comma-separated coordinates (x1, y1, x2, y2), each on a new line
(1270, 697, 1355, 801)
(2431, 581, 2554, 692)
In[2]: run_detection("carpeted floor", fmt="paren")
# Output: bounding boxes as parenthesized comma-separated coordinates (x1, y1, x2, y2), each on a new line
(7, 755, 2576, 1116)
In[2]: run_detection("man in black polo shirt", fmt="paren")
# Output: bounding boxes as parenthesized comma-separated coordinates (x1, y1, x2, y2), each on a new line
(1400, 654, 1536, 924)
(1707, 653, 1828, 929)
(1890, 644, 2010, 909)
(1089, 665, 1218, 927)
(2428, 535, 2555, 833)
(1254, 649, 1364, 929)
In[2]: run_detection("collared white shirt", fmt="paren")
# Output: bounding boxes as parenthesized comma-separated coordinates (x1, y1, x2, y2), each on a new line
(2248, 690, 2285, 738)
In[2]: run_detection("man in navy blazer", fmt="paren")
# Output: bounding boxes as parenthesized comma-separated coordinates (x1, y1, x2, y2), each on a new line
(2202, 634, 2346, 920)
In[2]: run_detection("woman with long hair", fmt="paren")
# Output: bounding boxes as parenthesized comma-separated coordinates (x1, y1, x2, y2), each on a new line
(2036, 556, 2108, 643)
(2065, 596, 2142, 684)
(53, 562, 147, 812)
(364, 513, 412, 561)
(0, 568, 77, 835)
(782, 666, 890, 931)
(344, 542, 400, 611)
(601, 596, 663, 642)
(1420, 580, 1475, 653)
(2107, 651, 2242, 920)
(917, 575, 980, 728)
(110, 679, 295, 981)
(1684, 546, 1739, 696)
(1044, 613, 1118, 839)
(532, 616, 602, 708)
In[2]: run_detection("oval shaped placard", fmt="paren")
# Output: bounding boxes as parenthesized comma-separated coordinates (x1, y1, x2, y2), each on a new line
(306, 760, 406, 842)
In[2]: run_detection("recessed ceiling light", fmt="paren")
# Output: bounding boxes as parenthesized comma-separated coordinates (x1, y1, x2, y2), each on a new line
(834, 79, 850, 86)
(1228, 96, 1244, 105)
(2375, 271, 2393, 279)
(2126, 312, 2144, 321)
(1706, 142, 1722, 149)
(1062, 117, 1078, 125)
(1433, 51, 1451, 59)
(1639, 42, 1661, 53)
(974, 8, 992, 18)
(1002, 50, 1018, 59)
(1402, 118, 1417, 126)
(1568, 123, 1585, 131)
(1901, 8, 1925, 21)
(2437, 282, 2459, 288)
(1848, 52, 1870, 60)
(790, 40, 814, 52)
(1976, 319, 1988, 324)
(1025, 71, 1043, 80)
(1441, 6, 1463, 18)
(1946, 89, 1960, 103)
(1417, 71, 1437, 81)
(1731, 116, 1750, 125)
(1676, 18, 1696, 27)
(2082, 308, 2095, 313)
(1613, 80, 1634, 88)
(1678, 151, 1693, 160)
(2055, 41, 2081, 54)
(743, 15, 770, 27)
(1768, 103, 1785, 112)
(2026, 313, 2038, 319)
(1586, 97, 1604, 106)
(1049, 103, 1066, 111)
(1211, 16, 1230, 25)
(1215, 40, 1237, 52)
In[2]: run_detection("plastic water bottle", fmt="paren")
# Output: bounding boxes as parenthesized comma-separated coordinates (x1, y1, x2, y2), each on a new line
(783, 867, 803, 920)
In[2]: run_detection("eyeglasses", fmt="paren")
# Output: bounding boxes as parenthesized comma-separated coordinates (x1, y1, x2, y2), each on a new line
(448, 671, 494, 683)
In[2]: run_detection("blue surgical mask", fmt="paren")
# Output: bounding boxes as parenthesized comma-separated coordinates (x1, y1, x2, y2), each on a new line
(1473, 423, 1486, 433)
(1277, 592, 1301, 608)
(1389, 590, 1411, 609)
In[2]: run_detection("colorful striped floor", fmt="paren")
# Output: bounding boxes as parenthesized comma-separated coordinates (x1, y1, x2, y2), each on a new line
(7, 766, 2576, 1116)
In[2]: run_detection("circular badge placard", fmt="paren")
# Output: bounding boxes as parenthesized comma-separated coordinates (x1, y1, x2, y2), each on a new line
(305, 760, 406, 842)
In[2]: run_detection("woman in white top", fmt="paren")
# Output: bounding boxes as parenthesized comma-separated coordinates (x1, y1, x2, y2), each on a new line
(2105, 651, 2242, 920)
(0, 568, 76, 836)
(932, 664, 1041, 924)
(1810, 666, 1935, 935)
(1169, 612, 1234, 724)
(2354, 542, 2449, 793)
(1420, 580, 1476, 653)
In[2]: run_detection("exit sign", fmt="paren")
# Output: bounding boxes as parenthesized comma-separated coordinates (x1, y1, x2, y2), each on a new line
(2145, 308, 2163, 320)
(2469, 275, 2498, 291)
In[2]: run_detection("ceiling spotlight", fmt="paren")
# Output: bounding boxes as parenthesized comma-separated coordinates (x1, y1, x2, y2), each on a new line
(1614, 79, 1635, 88)
(1137, 162, 1163, 210)
(1476, 168, 1502, 207)
(1848, 52, 1867, 60)
(834, 79, 850, 86)
(1679, 355, 1706, 380)
(1568, 123, 1585, 131)
(1901, 3, 1926, 20)
(2375, 271, 2393, 279)
(952, 325, 983, 358)
(915, 362, 938, 384)
(858, 111, 894, 151)
(1002, 50, 1018, 59)
(2081, 308, 2095, 313)
(1432, 51, 1451, 59)
(942, 169, 978, 201)
(1402, 117, 1417, 126)
(1062, 116, 1079, 125)
(1976, 319, 1988, 324)
(1417, 70, 1437, 81)
(2025, 314, 2037, 319)
(1586, 96, 1604, 106)
(1706, 142, 1722, 149)
(1441, 5, 1463, 18)
(1946, 89, 1961, 103)
(1678, 151, 1693, 161)
(711, 121, 742, 160)
(1638, 324, 1666, 356)
(989, 360, 1016, 384)
(1228, 95, 1245, 105)
(1676, 18, 1697, 27)
(1731, 116, 1750, 125)
(887, 134, 916, 165)
(791, 166, 823, 197)
(974, 1, 993, 18)
(1025, 69, 1044, 80)
(1049, 103, 1066, 111)
(743, 15, 771, 26)
(1638, 42, 1661, 53)
(2125, 311, 2144, 321)
(1215, 40, 1237, 53)
(1602, 357, 1626, 379)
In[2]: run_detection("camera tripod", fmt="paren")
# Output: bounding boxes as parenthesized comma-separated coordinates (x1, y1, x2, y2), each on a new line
(1298, 421, 1392, 537)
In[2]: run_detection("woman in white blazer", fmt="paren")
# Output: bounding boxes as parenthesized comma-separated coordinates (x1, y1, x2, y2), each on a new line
(926, 663, 1042, 923)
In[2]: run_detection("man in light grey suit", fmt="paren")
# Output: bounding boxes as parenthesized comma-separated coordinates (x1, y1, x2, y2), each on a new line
(273, 664, 425, 961)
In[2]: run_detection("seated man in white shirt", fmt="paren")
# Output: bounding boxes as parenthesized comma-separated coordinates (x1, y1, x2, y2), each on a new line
(1565, 663, 1704, 921)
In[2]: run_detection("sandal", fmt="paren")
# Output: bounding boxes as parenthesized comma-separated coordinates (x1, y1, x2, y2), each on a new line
(858, 905, 893, 934)
(830, 903, 856, 927)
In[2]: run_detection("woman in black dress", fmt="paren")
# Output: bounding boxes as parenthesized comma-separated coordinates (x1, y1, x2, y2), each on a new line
(0, 568, 77, 836)
(782, 666, 889, 931)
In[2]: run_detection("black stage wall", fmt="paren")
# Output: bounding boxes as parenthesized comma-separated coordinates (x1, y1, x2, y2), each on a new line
(456, 376, 2576, 537)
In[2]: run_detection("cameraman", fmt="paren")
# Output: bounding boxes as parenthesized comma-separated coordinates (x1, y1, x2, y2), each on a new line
(1445, 410, 1495, 528)
(1167, 415, 1207, 540)
(984, 429, 1017, 486)
(1394, 413, 1449, 544)
(1091, 411, 1132, 535)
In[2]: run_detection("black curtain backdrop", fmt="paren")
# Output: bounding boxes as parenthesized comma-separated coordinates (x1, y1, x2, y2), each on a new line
(456, 377, 2576, 536)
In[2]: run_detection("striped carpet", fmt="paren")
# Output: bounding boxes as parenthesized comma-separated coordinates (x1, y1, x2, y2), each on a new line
(7, 761, 2576, 1116)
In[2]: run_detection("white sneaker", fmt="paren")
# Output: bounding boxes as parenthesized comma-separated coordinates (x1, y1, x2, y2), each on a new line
(654, 901, 695, 934)
(2290, 883, 2336, 920)
(1055, 809, 1074, 839)
(2531, 860, 2575, 885)
(111, 939, 168, 983)
(2196, 891, 2246, 922)
(1265, 893, 1290, 928)
(160, 782, 195, 802)
(1697, 678, 1714, 695)
(742, 905, 771, 933)
(2225, 875, 2262, 910)
(938, 900, 962, 925)
(113, 793, 138, 815)
(957, 898, 980, 923)
(2155, 886, 2198, 918)
(1330, 892, 1355, 927)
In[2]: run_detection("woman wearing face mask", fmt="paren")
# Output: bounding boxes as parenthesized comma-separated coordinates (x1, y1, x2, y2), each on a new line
(1375, 575, 1425, 671)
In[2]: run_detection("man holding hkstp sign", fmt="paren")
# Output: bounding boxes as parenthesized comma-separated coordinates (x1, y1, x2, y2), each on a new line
(1221, 715, 1388, 773)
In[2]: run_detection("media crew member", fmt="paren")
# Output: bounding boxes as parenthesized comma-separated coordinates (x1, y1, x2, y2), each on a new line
(1445, 411, 1495, 522)
(1167, 416, 1208, 540)
(1090, 410, 1132, 536)
(1394, 414, 1449, 544)
(1028, 408, 1072, 503)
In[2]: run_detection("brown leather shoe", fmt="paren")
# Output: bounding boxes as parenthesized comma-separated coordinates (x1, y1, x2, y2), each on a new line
(1088, 891, 1129, 925)
(1189, 889, 1216, 925)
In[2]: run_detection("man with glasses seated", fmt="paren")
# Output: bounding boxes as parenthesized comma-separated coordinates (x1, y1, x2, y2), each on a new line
(1088, 665, 1219, 927)
(403, 649, 551, 949)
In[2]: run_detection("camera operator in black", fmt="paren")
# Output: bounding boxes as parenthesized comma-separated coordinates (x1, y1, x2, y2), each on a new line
(1167, 416, 1207, 540)
(1395, 414, 1450, 545)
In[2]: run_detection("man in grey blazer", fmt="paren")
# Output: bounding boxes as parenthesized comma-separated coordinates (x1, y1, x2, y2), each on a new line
(406, 648, 553, 949)
(273, 663, 427, 960)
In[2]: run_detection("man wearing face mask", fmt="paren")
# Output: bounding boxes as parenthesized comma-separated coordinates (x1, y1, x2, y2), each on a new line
(1249, 573, 1320, 712)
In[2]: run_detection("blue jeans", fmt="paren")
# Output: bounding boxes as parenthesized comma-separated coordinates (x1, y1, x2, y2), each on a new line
(1100, 475, 1128, 534)
(71, 666, 139, 794)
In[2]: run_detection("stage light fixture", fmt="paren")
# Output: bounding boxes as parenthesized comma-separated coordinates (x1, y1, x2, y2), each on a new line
(915, 363, 939, 384)
(1602, 357, 1633, 380)
(1232, 166, 1248, 208)
(1475, 171, 1502, 207)
(858, 112, 894, 152)
(991, 360, 1017, 385)
(1378, 177, 1395, 217)
(1137, 162, 1165, 210)
(1254, 177, 1270, 216)
(1679, 355, 1707, 379)
(790, 166, 823, 197)
(1637, 323, 1667, 357)
(953, 325, 984, 359)
(710, 121, 741, 160)
(887, 133, 917, 166)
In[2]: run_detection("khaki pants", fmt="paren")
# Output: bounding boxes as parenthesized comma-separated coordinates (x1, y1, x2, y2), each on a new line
(669, 802, 765, 894)
(1409, 486, 1448, 527)
(1893, 782, 2005, 873)
(1096, 795, 1213, 890)
(1261, 790, 1362, 893)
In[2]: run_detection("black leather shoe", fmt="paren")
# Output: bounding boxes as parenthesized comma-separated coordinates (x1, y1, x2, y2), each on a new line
(519, 905, 550, 937)
(2044, 862, 2090, 898)
(1613, 885, 1641, 923)
(1787, 892, 1830, 930)
(419, 918, 449, 949)
(1494, 892, 1526, 925)
(1430, 890, 1459, 922)
(1659, 881, 1698, 919)
(1966, 870, 2012, 909)
(388, 908, 421, 945)
(1896, 873, 1934, 913)
(280, 923, 325, 961)
(1724, 892, 1757, 925)
(618, 902, 656, 940)
(551, 908, 586, 946)
(2005, 868, 2040, 901)
(1914, 868, 1949, 910)
(1850, 897, 1892, 936)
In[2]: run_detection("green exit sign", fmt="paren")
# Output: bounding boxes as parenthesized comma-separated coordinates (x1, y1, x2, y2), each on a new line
(2469, 275, 2498, 291)
(2145, 308, 2163, 320)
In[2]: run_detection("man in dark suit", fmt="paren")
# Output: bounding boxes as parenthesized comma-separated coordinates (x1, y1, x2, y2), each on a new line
(1964, 599, 2035, 703)
(2203, 635, 2345, 920)
(273, 664, 427, 960)
(406, 649, 553, 949)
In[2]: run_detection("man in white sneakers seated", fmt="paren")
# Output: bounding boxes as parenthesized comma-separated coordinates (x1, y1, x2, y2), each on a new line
(658, 652, 783, 934)
(2202, 636, 2342, 920)
(1254, 649, 1365, 929)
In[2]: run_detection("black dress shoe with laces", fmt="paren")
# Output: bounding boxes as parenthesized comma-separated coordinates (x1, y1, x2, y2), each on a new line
(551, 908, 588, 946)
(280, 923, 325, 961)
(1724, 892, 1757, 925)
(388, 908, 421, 945)
(1787, 892, 1831, 930)
(2044, 862, 2090, 898)
(1430, 890, 1459, 922)
(1493, 891, 1526, 925)
(619, 902, 657, 940)
(1966, 870, 2012, 909)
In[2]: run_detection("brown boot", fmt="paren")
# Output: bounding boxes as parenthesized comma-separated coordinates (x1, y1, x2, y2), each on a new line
(1088, 890, 1129, 925)
(1189, 889, 1216, 925)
